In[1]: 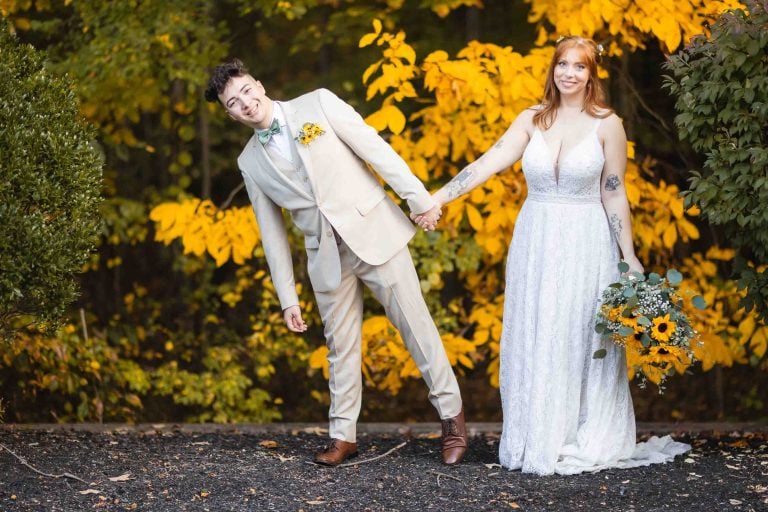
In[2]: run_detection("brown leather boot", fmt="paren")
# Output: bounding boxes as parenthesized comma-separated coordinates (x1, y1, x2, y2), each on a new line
(441, 409, 468, 465)
(313, 439, 359, 466)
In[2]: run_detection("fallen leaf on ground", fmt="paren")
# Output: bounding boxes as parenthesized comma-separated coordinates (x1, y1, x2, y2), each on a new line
(277, 454, 296, 462)
(259, 440, 279, 449)
(302, 427, 328, 435)
(108, 472, 132, 482)
(306, 499, 325, 505)
(729, 499, 743, 505)
(78, 489, 102, 495)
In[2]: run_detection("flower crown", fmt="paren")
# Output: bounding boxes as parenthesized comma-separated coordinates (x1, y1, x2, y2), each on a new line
(555, 35, 605, 57)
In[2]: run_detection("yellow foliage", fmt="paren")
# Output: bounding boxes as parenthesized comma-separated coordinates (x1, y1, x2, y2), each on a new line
(526, 0, 745, 54)
(150, 199, 260, 267)
(308, 345, 330, 380)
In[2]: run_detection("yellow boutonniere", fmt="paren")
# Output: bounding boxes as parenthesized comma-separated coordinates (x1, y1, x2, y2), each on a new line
(295, 122, 325, 146)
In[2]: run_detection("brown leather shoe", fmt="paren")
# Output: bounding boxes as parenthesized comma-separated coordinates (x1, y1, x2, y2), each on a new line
(313, 439, 358, 466)
(441, 409, 468, 465)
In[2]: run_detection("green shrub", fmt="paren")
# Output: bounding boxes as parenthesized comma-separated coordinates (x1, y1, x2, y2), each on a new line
(0, 21, 102, 337)
(664, 0, 768, 322)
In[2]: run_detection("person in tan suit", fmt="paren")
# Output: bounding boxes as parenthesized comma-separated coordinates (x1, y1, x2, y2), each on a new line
(205, 59, 467, 466)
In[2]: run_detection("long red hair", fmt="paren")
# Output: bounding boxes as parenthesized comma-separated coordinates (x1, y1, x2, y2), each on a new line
(533, 36, 612, 130)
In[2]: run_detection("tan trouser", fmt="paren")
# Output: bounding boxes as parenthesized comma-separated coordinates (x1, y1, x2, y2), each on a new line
(314, 240, 462, 442)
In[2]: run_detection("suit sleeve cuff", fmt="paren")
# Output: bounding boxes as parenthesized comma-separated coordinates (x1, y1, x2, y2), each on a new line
(276, 288, 300, 312)
(408, 193, 437, 215)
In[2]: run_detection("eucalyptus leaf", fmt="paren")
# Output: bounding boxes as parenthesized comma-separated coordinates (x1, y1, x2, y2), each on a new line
(593, 349, 607, 359)
(666, 269, 683, 286)
(618, 326, 635, 337)
(627, 295, 640, 308)
(622, 287, 637, 298)
(641, 333, 651, 347)
(647, 273, 661, 285)
(618, 261, 630, 273)
(692, 295, 707, 310)
(637, 316, 651, 326)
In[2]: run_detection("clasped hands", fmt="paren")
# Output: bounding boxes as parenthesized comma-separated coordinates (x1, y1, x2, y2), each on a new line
(410, 203, 442, 232)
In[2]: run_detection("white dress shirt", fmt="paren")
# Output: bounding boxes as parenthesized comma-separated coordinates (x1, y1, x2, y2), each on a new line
(261, 102, 294, 164)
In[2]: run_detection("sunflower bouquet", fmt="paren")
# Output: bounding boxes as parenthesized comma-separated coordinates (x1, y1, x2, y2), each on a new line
(594, 262, 706, 390)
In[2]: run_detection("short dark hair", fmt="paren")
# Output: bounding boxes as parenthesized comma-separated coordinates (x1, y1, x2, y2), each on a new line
(204, 58, 249, 103)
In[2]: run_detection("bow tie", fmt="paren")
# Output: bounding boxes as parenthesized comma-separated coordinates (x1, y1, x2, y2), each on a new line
(257, 118, 281, 145)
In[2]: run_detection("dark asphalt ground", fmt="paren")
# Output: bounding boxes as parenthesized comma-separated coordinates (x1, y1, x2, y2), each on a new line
(0, 424, 766, 511)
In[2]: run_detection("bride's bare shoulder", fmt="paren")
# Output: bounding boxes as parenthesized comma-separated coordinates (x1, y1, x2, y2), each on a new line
(515, 105, 541, 124)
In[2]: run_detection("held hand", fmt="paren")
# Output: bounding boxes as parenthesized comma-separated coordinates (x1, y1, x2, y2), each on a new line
(283, 305, 308, 333)
(410, 205, 442, 231)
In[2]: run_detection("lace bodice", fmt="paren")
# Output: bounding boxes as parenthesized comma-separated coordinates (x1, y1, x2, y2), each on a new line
(521, 120, 605, 199)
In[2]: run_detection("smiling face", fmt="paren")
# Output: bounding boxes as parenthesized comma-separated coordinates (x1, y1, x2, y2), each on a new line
(219, 74, 273, 130)
(553, 48, 590, 99)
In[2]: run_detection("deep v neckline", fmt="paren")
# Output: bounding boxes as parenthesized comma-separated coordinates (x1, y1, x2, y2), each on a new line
(534, 128, 598, 185)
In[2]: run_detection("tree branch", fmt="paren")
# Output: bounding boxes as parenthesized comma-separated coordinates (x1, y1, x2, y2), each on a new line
(218, 182, 246, 211)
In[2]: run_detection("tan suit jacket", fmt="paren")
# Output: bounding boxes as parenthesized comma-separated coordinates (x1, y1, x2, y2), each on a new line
(238, 88, 435, 309)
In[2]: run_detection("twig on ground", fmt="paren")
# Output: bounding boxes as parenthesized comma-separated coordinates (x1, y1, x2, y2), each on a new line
(427, 469, 466, 488)
(338, 441, 408, 468)
(0, 442, 88, 484)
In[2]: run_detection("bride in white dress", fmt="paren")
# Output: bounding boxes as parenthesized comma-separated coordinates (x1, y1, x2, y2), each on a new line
(417, 36, 690, 475)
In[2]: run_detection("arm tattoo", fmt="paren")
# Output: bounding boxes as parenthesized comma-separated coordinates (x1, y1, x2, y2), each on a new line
(446, 167, 475, 200)
(605, 174, 621, 191)
(609, 213, 623, 241)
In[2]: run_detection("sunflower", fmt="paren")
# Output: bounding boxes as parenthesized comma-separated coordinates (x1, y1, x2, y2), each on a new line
(619, 314, 645, 334)
(604, 306, 623, 321)
(651, 314, 676, 342)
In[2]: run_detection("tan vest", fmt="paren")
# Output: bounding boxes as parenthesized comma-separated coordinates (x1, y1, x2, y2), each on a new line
(264, 142, 342, 292)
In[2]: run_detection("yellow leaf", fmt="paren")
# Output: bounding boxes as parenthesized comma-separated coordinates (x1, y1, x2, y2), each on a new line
(359, 32, 379, 48)
(362, 60, 382, 84)
(364, 105, 406, 134)
(662, 223, 677, 248)
(308, 346, 330, 379)
(466, 204, 483, 231)
(359, 19, 383, 48)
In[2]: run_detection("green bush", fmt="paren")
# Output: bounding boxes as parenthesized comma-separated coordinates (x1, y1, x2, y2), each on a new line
(663, 0, 768, 322)
(0, 21, 102, 337)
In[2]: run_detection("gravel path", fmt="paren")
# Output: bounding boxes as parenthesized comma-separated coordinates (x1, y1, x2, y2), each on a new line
(0, 424, 766, 511)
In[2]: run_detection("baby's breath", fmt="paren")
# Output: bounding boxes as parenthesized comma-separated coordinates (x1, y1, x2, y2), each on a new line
(594, 264, 705, 391)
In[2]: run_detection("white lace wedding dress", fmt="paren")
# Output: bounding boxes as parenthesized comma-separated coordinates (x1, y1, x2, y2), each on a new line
(498, 118, 690, 475)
